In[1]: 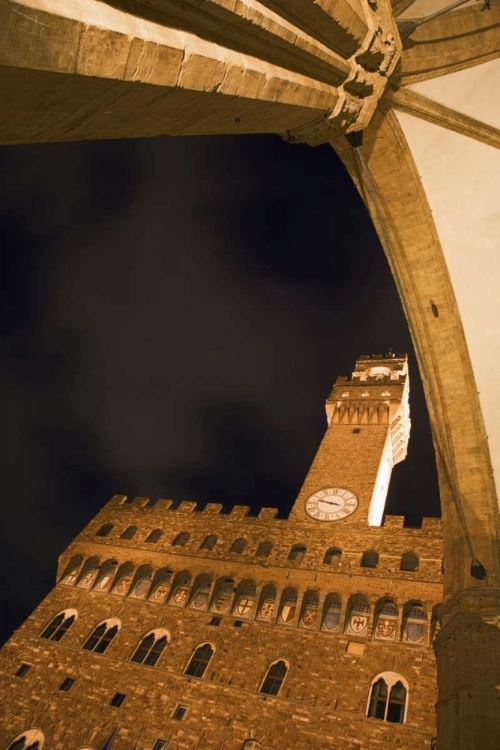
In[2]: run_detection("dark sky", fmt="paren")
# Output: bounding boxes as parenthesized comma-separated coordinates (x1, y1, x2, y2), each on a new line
(0, 134, 439, 646)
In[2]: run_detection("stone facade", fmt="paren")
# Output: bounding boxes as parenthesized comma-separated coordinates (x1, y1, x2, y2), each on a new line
(0, 357, 443, 749)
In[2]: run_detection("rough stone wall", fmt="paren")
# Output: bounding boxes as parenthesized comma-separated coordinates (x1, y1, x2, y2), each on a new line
(0, 494, 442, 750)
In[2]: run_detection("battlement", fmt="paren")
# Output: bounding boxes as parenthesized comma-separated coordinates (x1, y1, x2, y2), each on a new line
(108, 494, 281, 521)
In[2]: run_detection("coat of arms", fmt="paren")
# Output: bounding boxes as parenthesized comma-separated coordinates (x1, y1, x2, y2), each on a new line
(150, 584, 169, 603)
(257, 601, 275, 621)
(278, 603, 296, 624)
(171, 586, 189, 606)
(234, 597, 254, 618)
(347, 614, 368, 635)
(375, 617, 396, 640)
(299, 606, 317, 628)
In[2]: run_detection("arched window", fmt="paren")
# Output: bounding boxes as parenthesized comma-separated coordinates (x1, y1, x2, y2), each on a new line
(361, 550, 379, 568)
(145, 528, 162, 544)
(120, 526, 137, 540)
(131, 629, 169, 667)
(149, 567, 173, 604)
(298, 590, 319, 629)
(373, 598, 398, 642)
(83, 619, 120, 654)
(7, 729, 44, 750)
(96, 523, 113, 537)
(233, 580, 257, 619)
(400, 552, 419, 571)
(321, 593, 342, 633)
(323, 547, 342, 565)
(255, 540, 272, 558)
(59, 555, 83, 586)
(367, 672, 408, 723)
(230, 537, 247, 554)
(403, 601, 427, 644)
(278, 587, 298, 625)
(200, 534, 217, 551)
(172, 532, 189, 547)
(40, 610, 77, 642)
(260, 660, 288, 696)
(288, 544, 306, 562)
(345, 595, 370, 637)
(185, 643, 214, 678)
(241, 742, 261, 750)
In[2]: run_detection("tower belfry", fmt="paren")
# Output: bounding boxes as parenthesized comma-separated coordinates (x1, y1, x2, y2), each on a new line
(290, 354, 410, 527)
(0, 357, 443, 750)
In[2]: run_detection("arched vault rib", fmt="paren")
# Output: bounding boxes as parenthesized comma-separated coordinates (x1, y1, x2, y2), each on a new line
(331, 108, 500, 595)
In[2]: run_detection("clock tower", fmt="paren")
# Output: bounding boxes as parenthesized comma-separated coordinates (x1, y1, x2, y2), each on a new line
(289, 354, 410, 527)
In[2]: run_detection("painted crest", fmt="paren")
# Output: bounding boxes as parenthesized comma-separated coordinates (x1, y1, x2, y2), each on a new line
(278, 603, 296, 624)
(129, 579, 151, 600)
(211, 593, 232, 614)
(346, 614, 368, 636)
(321, 608, 341, 632)
(190, 590, 210, 611)
(95, 573, 114, 593)
(112, 576, 132, 596)
(404, 621, 425, 644)
(375, 617, 397, 641)
(299, 606, 318, 628)
(61, 569, 78, 586)
(170, 586, 190, 606)
(257, 601, 275, 621)
(78, 571, 97, 589)
(149, 584, 170, 604)
(234, 597, 254, 618)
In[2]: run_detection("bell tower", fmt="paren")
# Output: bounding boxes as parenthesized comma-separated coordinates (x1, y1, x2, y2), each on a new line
(289, 354, 410, 526)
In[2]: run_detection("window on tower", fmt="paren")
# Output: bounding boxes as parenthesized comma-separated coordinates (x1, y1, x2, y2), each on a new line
(361, 550, 379, 568)
(96, 523, 113, 537)
(400, 552, 419, 571)
(172, 532, 190, 547)
(131, 629, 169, 666)
(145, 528, 163, 544)
(288, 544, 306, 562)
(120, 526, 137, 540)
(367, 672, 408, 723)
(40, 610, 77, 642)
(184, 643, 214, 678)
(82, 619, 120, 654)
(259, 660, 288, 696)
(230, 537, 247, 554)
(241, 742, 262, 749)
(200, 534, 218, 551)
(323, 547, 342, 565)
(255, 540, 273, 558)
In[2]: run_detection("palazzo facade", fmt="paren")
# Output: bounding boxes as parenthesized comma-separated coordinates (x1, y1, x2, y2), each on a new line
(0, 356, 443, 749)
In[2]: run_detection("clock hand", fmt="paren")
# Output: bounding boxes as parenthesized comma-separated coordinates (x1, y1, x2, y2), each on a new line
(322, 500, 340, 506)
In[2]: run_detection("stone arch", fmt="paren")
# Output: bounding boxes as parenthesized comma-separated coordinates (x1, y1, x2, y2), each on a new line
(288, 544, 306, 562)
(39, 609, 77, 642)
(129, 564, 154, 601)
(168, 570, 192, 607)
(259, 658, 289, 696)
(6, 729, 45, 750)
(59, 555, 84, 586)
(111, 561, 135, 597)
(256, 583, 277, 623)
(232, 579, 257, 620)
(184, 642, 215, 679)
(76, 557, 100, 590)
(277, 586, 298, 626)
(130, 627, 170, 667)
(366, 671, 409, 724)
(148, 567, 173, 604)
(298, 589, 319, 629)
(189, 573, 213, 611)
(323, 547, 342, 565)
(82, 618, 121, 654)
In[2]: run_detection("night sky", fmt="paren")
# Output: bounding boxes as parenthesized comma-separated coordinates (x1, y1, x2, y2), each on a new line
(0, 134, 440, 647)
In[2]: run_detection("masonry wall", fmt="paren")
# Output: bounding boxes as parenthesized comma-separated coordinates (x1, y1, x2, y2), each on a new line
(0, 494, 443, 750)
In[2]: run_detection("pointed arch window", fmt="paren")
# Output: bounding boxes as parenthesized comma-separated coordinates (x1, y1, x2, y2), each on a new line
(83, 619, 120, 654)
(400, 552, 419, 571)
(7, 730, 44, 750)
(200, 534, 217, 551)
(255, 540, 272, 558)
(172, 532, 189, 547)
(96, 523, 113, 537)
(145, 528, 162, 544)
(361, 550, 379, 568)
(230, 537, 247, 554)
(131, 630, 169, 667)
(367, 672, 408, 723)
(120, 526, 137, 540)
(185, 643, 214, 678)
(241, 742, 261, 750)
(40, 610, 77, 641)
(288, 544, 306, 562)
(260, 660, 288, 696)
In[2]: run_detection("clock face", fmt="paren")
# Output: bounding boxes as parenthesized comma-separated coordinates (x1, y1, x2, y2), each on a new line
(305, 488, 358, 521)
